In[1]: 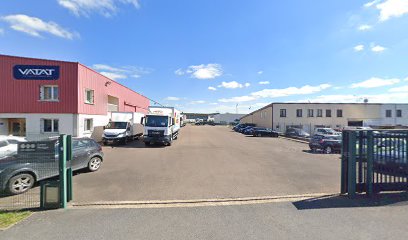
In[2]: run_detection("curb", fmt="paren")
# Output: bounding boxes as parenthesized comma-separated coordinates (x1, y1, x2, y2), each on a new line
(70, 193, 338, 209)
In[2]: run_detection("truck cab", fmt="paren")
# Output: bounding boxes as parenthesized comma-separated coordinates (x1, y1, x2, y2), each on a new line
(142, 107, 180, 146)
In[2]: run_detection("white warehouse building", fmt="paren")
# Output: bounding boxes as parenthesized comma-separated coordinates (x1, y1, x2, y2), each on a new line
(240, 103, 408, 133)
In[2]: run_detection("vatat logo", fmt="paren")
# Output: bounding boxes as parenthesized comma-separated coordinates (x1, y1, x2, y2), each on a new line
(13, 65, 60, 80)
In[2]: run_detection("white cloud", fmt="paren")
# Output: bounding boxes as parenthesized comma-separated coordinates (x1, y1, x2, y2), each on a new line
(350, 77, 400, 88)
(354, 44, 365, 52)
(218, 81, 250, 89)
(208, 86, 217, 91)
(358, 24, 373, 31)
(251, 84, 332, 99)
(92, 64, 150, 80)
(165, 97, 181, 101)
(58, 0, 140, 17)
(299, 93, 408, 103)
(258, 71, 263, 75)
(388, 85, 408, 92)
(371, 44, 386, 52)
(176, 63, 222, 79)
(2, 14, 77, 39)
(364, 0, 381, 8)
(376, 0, 408, 21)
(218, 96, 257, 103)
(190, 100, 206, 104)
(174, 68, 184, 75)
(218, 83, 331, 103)
(99, 72, 127, 80)
(258, 81, 270, 85)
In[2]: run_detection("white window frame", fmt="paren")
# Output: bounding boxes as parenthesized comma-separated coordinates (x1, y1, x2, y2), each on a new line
(317, 109, 323, 117)
(40, 85, 59, 101)
(85, 89, 95, 104)
(84, 118, 93, 132)
(41, 119, 59, 133)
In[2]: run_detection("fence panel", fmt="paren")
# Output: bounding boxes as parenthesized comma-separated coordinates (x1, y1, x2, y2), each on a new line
(342, 130, 408, 197)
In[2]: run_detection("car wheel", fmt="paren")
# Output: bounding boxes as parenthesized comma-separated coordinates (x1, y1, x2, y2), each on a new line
(88, 157, 102, 172)
(325, 146, 333, 154)
(8, 173, 35, 195)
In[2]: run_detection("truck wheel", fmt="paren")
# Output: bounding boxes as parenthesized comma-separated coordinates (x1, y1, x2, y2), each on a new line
(103, 141, 108, 146)
(121, 138, 128, 145)
(8, 173, 35, 195)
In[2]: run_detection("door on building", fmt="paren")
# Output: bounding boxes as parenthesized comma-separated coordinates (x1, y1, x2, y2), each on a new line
(8, 119, 26, 136)
(347, 121, 363, 127)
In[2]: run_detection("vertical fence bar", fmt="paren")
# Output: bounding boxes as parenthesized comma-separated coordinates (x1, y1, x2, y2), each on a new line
(366, 131, 374, 196)
(348, 131, 357, 198)
(66, 135, 73, 202)
(341, 131, 348, 194)
(59, 134, 67, 209)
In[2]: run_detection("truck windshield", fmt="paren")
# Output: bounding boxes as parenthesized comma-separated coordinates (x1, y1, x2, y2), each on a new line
(105, 122, 128, 129)
(146, 115, 168, 127)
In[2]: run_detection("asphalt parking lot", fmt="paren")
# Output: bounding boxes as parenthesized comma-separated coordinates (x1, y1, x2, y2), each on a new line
(71, 125, 340, 203)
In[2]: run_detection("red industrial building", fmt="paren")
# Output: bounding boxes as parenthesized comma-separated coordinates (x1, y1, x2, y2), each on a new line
(0, 54, 150, 140)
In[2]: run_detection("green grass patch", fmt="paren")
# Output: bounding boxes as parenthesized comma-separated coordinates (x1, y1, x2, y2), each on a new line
(0, 211, 31, 229)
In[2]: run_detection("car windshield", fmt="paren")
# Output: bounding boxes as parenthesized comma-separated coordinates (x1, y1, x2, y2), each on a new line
(105, 122, 128, 129)
(146, 115, 168, 127)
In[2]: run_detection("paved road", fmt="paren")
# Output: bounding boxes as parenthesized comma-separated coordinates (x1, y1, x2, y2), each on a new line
(2, 195, 408, 240)
(71, 126, 340, 203)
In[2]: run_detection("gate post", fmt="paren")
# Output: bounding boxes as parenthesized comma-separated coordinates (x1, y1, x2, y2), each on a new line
(366, 131, 374, 196)
(59, 134, 67, 209)
(341, 131, 348, 194)
(347, 131, 357, 198)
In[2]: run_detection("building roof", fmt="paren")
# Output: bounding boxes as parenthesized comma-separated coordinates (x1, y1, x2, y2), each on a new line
(239, 102, 408, 120)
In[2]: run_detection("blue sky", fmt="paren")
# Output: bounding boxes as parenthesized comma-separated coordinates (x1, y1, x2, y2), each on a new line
(1, 0, 408, 113)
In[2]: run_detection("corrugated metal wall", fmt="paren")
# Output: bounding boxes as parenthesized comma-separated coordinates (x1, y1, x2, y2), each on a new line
(77, 64, 149, 115)
(0, 55, 78, 113)
(0, 55, 149, 115)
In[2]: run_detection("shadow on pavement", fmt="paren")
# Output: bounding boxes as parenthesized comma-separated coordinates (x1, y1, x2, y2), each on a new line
(102, 139, 166, 149)
(293, 192, 408, 210)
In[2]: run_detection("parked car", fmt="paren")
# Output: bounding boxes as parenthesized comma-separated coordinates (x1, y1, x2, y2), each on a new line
(234, 123, 256, 132)
(0, 138, 104, 195)
(253, 128, 279, 137)
(0, 136, 26, 159)
(314, 128, 341, 136)
(239, 126, 254, 133)
(309, 134, 342, 154)
(242, 126, 256, 135)
(285, 128, 310, 138)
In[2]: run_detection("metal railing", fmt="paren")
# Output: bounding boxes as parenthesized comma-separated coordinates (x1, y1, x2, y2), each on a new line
(341, 130, 408, 197)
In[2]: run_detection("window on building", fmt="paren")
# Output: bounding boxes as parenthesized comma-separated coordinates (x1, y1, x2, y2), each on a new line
(85, 89, 94, 104)
(84, 119, 93, 131)
(396, 110, 402, 117)
(42, 119, 59, 133)
(386, 110, 392, 118)
(337, 109, 343, 117)
(317, 109, 323, 117)
(296, 109, 302, 117)
(40, 85, 59, 101)
(280, 109, 286, 117)
(326, 109, 332, 117)
(307, 109, 314, 117)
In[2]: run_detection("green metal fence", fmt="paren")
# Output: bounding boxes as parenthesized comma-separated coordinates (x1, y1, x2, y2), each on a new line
(0, 135, 72, 210)
(341, 130, 408, 197)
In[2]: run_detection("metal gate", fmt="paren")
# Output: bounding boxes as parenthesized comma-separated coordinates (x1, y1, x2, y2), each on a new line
(0, 135, 73, 210)
(341, 130, 408, 197)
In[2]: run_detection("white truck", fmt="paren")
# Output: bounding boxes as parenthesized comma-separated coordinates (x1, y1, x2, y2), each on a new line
(142, 106, 181, 146)
(102, 112, 145, 145)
